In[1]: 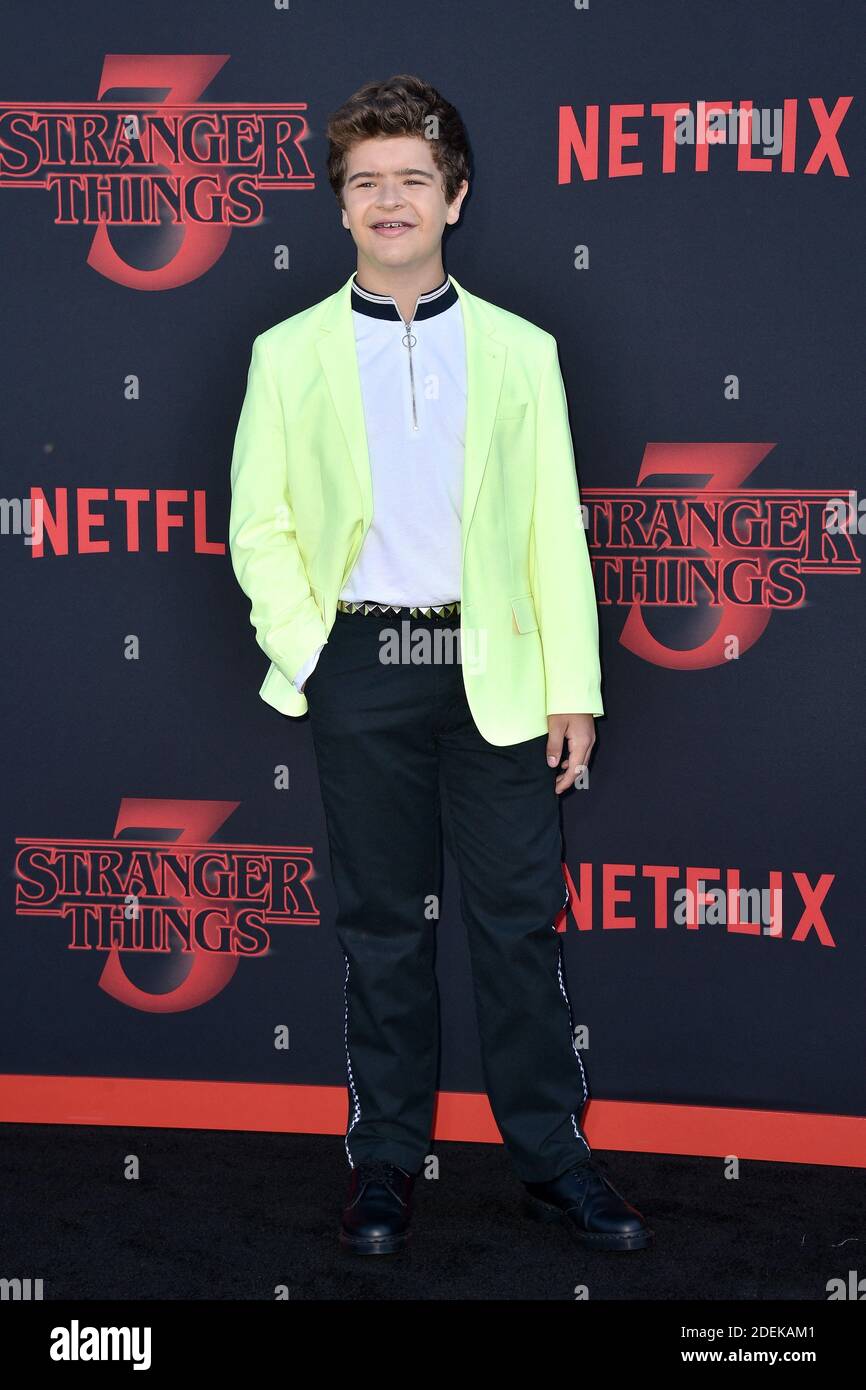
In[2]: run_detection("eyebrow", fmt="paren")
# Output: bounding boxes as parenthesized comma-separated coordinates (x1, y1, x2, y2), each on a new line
(345, 167, 434, 185)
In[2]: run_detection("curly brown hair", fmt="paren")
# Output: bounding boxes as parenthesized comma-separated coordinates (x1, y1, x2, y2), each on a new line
(326, 73, 471, 210)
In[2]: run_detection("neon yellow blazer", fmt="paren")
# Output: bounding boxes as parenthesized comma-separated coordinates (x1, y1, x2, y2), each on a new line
(229, 270, 603, 745)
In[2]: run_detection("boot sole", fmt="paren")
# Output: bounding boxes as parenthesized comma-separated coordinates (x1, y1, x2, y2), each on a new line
(523, 1194, 654, 1251)
(339, 1227, 410, 1256)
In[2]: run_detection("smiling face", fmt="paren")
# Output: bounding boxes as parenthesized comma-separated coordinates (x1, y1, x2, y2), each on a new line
(340, 134, 468, 281)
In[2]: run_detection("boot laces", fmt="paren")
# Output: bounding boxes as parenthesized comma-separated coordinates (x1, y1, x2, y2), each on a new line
(359, 1158, 404, 1185)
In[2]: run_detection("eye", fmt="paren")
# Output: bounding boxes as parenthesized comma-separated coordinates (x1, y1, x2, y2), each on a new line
(355, 179, 426, 188)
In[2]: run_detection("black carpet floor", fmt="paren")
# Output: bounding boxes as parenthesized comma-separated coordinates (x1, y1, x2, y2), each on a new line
(1, 1124, 861, 1301)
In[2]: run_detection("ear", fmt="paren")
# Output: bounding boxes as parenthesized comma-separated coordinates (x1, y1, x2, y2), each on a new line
(447, 178, 469, 224)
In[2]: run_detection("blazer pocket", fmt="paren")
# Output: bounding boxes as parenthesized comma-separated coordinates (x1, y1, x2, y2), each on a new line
(511, 592, 539, 634)
(495, 402, 528, 423)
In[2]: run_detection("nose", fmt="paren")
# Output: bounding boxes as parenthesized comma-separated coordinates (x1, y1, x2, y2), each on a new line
(376, 177, 406, 207)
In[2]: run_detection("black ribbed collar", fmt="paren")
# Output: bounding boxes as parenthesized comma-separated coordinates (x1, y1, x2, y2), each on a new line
(351, 271, 458, 322)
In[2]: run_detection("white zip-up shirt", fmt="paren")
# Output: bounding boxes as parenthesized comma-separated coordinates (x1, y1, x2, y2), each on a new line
(292, 272, 467, 691)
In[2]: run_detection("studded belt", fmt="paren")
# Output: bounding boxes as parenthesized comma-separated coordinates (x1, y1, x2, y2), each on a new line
(336, 598, 461, 618)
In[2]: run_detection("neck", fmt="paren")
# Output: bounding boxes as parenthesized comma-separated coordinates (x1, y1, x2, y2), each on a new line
(354, 251, 447, 323)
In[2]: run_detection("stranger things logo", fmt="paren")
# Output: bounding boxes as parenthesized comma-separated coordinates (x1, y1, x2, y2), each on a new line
(14, 798, 321, 1013)
(0, 54, 313, 289)
(584, 443, 861, 669)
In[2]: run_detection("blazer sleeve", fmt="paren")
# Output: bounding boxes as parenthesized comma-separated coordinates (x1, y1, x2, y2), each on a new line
(530, 336, 604, 717)
(229, 334, 327, 684)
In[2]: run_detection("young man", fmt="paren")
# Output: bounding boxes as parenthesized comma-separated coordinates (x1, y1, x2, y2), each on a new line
(229, 74, 652, 1255)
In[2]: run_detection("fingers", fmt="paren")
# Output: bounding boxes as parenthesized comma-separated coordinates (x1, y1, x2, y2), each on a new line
(553, 731, 595, 795)
(546, 733, 563, 767)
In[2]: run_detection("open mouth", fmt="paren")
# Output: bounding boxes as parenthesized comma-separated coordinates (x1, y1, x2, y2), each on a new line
(370, 221, 416, 237)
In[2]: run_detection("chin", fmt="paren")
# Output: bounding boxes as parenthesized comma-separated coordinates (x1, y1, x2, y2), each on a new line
(370, 240, 428, 264)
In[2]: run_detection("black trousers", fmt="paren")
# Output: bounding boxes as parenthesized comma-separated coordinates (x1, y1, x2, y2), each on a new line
(304, 606, 592, 1183)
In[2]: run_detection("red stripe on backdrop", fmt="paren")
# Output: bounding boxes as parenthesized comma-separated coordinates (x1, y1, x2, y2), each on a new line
(0, 1075, 862, 1168)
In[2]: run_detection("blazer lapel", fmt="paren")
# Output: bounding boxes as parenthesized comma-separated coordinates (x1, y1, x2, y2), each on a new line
(316, 274, 373, 528)
(448, 273, 507, 550)
(314, 269, 507, 557)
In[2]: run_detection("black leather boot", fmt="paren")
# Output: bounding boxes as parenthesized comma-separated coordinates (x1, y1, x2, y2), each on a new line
(339, 1159, 416, 1255)
(523, 1158, 653, 1251)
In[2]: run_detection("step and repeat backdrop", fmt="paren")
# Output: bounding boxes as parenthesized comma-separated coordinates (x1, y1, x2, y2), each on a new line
(1, 1, 863, 1165)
